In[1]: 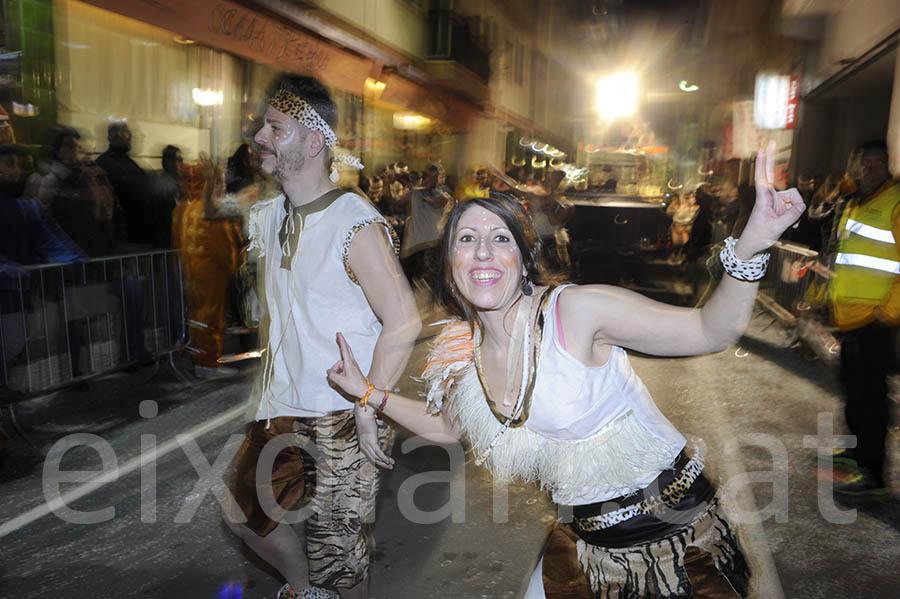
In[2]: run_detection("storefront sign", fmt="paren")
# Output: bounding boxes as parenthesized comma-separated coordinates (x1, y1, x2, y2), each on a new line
(753, 73, 800, 130)
(81, 0, 476, 130)
(82, 0, 370, 94)
(207, 4, 329, 72)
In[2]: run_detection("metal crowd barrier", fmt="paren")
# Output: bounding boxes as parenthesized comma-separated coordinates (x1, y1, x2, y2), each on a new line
(757, 241, 840, 365)
(1, 250, 189, 406)
(757, 241, 823, 323)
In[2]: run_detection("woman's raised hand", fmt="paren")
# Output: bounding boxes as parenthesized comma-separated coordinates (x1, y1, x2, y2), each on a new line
(326, 332, 369, 400)
(738, 140, 806, 258)
(327, 333, 396, 469)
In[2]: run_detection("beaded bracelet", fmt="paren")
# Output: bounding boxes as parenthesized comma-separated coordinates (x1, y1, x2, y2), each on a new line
(359, 377, 375, 409)
(719, 236, 770, 281)
(376, 389, 389, 413)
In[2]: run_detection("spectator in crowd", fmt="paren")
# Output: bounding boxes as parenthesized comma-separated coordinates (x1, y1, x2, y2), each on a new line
(383, 169, 411, 240)
(0, 104, 14, 144)
(96, 120, 152, 248)
(710, 181, 741, 246)
(362, 175, 383, 207)
(666, 188, 700, 263)
(525, 169, 574, 270)
(200, 143, 278, 333)
(1, 144, 83, 387)
(225, 142, 260, 194)
(147, 145, 184, 249)
(400, 163, 453, 281)
(39, 126, 119, 257)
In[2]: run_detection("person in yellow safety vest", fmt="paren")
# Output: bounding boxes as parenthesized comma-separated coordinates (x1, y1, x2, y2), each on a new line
(827, 140, 898, 498)
(454, 164, 491, 204)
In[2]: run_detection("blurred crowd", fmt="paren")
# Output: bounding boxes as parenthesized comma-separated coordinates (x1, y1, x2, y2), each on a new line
(2, 114, 872, 387)
(0, 119, 582, 384)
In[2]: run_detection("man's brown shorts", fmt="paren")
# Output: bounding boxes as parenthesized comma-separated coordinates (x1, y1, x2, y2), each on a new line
(229, 415, 316, 536)
(228, 410, 394, 588)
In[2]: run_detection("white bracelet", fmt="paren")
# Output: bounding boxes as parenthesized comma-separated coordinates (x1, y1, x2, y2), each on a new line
(719, 237, 769, 281)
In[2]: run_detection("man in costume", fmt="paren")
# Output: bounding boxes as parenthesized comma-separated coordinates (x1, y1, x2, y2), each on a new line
(222, 75, 420, 599)
(171, 160, 243, 378)
(828, 141, 898, 497)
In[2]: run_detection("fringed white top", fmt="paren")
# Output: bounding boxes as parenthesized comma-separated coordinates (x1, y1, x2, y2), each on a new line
(422, 285, 686, 506)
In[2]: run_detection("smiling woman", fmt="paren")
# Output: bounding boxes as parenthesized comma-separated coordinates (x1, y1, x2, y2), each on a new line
(329, 146, 807, 597)
(436, 194, 557, 324)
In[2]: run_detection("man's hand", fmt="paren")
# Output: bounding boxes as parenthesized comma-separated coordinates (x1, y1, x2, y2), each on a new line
(354, 403, 394, 469)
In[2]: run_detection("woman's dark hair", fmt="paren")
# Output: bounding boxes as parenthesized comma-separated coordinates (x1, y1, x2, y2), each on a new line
(434, 192, 560, 328)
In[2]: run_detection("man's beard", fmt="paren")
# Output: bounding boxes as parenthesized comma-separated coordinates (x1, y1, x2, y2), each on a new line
(272, 150, 305, 181)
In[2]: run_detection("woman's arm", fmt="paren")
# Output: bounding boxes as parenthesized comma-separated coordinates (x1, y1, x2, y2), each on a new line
(327, 332, 460, 468)
(561, 142, 805, 359)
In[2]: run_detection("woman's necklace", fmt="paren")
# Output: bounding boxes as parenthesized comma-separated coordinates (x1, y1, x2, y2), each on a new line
(474, 293, 533, 411)
(473, 293, 541, 466)
(502, 294, 532, 406)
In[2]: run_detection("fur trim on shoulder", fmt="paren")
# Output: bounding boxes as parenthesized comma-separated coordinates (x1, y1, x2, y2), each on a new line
(420, 320, 475, 414)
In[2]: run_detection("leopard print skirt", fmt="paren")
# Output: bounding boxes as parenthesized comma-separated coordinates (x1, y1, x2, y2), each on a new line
(541, 451, 751, 598)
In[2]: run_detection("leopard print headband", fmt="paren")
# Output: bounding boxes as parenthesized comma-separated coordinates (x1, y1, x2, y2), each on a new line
(269, 88, 338, 147)
(269, 88, 362, 172)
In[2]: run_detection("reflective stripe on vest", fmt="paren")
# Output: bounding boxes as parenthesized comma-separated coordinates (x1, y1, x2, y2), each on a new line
(830, 182, 900, 310)
(834, 252, 900, 275)
(844, 218, 896, 244)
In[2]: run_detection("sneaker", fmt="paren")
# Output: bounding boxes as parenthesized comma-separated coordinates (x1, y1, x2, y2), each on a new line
(834, 467, 889, 499)
(276, 584, 339, 599)
(817, 447, 858, 469)
(276, 584, 298, 599)
(194, 365, 239, 379)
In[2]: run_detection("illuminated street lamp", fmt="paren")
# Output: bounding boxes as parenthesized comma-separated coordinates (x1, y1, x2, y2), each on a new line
(595, 71, 639, 120)
(678, 80, 699, 92)
(192, 88, 223, 106)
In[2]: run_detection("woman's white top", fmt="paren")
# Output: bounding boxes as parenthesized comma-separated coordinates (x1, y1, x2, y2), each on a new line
(423, 285, 686, 505)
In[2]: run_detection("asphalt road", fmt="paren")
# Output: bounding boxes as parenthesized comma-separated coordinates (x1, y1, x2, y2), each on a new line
(1, 312, 898, 598)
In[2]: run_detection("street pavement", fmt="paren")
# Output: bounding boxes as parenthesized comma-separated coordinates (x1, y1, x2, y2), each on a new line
(1, 310, 898, 598)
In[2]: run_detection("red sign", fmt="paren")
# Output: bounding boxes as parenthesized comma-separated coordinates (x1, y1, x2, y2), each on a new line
(785, 76, 799, 129)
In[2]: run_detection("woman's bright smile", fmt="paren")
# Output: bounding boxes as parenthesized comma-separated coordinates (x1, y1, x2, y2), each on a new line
(451, 207, 525, 311)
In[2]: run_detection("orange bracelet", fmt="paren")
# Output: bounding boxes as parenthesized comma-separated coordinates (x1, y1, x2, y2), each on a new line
(359, 377, 375, 409)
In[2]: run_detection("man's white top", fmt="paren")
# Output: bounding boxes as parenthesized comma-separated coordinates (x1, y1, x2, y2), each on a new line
(248, 191, 393, 418)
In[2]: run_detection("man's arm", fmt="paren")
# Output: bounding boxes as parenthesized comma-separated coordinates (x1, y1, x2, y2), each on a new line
(423, 187, 452, 209)
(347, 222, 422, 467)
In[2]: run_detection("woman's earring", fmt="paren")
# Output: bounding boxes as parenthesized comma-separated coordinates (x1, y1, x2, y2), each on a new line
(521, 276, 533, 296)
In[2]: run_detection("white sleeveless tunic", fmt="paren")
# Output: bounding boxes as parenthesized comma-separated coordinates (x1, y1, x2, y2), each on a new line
(248, 192, 393, 418)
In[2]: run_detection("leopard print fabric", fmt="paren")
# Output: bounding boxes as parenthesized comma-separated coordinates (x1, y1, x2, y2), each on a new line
(269, 88, 338, 147)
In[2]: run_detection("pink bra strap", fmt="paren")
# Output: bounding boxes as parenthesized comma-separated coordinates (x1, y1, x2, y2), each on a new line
(555, 292, 567, 350)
